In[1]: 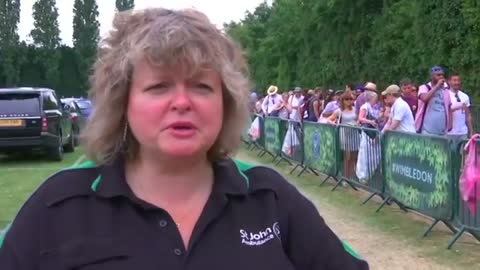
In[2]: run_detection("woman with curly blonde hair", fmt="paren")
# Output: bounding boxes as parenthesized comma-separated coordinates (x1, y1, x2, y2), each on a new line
(0, 8, 368, 270)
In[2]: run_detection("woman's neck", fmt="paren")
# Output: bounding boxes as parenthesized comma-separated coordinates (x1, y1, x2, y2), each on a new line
(125, 151, 214, 205)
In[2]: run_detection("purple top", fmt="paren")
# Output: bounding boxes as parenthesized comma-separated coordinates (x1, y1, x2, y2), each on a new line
(355, 92, 366, 116)
(401, 95, 417, 115)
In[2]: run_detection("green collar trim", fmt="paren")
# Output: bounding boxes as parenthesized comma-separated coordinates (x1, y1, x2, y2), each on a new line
(232, 159, 256, 189)
(0, 223, 12, 249)
(91, 175, 102, 192)
(65, 160, 96, 170)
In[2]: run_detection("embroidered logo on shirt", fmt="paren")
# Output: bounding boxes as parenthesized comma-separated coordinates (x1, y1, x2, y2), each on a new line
(240, 222, 281, 246)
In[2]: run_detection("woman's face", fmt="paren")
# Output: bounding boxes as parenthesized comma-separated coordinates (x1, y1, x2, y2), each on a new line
(127, 60, 224, 159)
(369, 95, 378, 105)
(343, 96, 354, 107)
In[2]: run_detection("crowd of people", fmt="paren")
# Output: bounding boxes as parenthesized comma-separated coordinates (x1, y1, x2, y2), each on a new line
(249, 66, 475, 183)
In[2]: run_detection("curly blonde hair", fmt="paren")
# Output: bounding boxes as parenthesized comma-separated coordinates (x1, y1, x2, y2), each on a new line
(82, 8, 251, 165)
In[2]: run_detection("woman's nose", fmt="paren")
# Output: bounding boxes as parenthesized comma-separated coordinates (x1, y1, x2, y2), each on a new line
(171, 85, 192, 112)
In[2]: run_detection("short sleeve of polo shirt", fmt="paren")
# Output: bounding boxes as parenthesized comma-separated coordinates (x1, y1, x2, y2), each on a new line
(392, 101, 408, 122)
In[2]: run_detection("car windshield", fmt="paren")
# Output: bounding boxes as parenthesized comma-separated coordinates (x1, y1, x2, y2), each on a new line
(0, 93, 41, 115)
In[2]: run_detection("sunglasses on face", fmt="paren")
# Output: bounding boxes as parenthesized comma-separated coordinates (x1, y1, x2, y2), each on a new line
(344, 98, 354, 101)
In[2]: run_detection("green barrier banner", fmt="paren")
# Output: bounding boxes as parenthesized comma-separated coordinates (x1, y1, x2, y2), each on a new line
(383, 131, 454, 220)
(264, 117, 282, 155)
(303, 121, 338, 177)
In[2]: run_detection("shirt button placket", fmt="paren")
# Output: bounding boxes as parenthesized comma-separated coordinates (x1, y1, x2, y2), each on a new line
(173, 248, 183, 256)
(159, 219, 168, 228)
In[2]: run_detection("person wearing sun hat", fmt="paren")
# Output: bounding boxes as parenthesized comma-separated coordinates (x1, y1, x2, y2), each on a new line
(382, 84, 415, 133)
(261, 85, 283, 116)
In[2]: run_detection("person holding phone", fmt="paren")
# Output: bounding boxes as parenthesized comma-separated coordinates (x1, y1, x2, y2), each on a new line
(414, 66, 452, 135)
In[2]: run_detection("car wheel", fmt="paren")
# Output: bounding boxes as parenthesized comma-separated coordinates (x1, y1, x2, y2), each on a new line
(48, 136, 64, 161)
(74, 129, 80, 146)
(64, 130, 75, 153)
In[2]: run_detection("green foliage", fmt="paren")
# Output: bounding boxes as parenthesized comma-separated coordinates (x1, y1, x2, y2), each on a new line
(30, 0, 61, 89)
(226, 0, 480, 103)
(0, 0, 22, 86)
(115, 0, 134, 12)
(73, 0, 100, 90)
(303, 122, 338, 176)
(383, 132, 453, 219)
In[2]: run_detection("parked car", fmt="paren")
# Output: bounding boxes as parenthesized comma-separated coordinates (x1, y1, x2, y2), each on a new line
(75, 98, 93, 118)
(61, 98, 87, 145)
(0, 87, 75, 161)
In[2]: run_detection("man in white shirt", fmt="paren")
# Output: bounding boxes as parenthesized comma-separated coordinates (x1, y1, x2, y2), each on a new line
(447, 73, 473, 142)
(261, 85, 282, 116)
(288, 87, 304, 121)
(381, 84, 416, 133)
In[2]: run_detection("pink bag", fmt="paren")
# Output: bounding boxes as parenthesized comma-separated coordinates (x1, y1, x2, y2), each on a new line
(459, 134, 480, 214)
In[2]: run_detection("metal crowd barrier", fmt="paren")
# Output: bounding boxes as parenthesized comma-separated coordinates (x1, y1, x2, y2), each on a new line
(279, 118, 305, 173)
(301, 121, 339, 181)
(448, 138, 480, 249)
(243, 114, 480, 249)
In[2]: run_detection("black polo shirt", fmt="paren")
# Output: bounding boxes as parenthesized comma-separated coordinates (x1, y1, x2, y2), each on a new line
(0, 158, 369, 270)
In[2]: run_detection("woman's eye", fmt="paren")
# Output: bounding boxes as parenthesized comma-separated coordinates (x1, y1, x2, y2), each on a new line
(145, 83, 169, 92)
(195, 83, 213, 92)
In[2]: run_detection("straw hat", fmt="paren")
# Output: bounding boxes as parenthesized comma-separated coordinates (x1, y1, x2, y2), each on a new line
(267, 85, 279, 96)
(364, 82, 377, 92)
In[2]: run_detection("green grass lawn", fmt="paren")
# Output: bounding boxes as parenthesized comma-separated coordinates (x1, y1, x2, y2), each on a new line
(238, 147, 480, 270)
(0, 150, 85, 228)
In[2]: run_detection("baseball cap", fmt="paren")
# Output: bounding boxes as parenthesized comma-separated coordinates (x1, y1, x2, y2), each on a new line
(382, 84, 401, 96)
(293, 87, 302, 93)
(431, 66, 444, 74)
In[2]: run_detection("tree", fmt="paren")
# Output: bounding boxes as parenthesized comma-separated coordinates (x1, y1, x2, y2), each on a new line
(30, 0, 61, 88)
(73, 0, 100, 91)
(0, 0, 22, 86)
(116, 0, 134, 12)
(226, 0, 480, 103)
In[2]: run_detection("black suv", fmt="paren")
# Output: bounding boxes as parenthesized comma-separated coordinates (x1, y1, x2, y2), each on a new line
(0, 87, 75, 161)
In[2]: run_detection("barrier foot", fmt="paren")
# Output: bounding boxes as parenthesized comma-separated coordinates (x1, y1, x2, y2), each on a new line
(442, 220, 457, 234)
(470, 231, 480, 242)
(393, 201, 408, 212)
(320, 176, 331, 186)
(257, 150, 266, 157)
(346, 181, 359, 191)
(309, 168, 319, 176)
(297, 166, 308, 177)
(331, 178, 345, 191)
(361, 192, 378, 205)
(276, 157, 291, 166)
(289, 164, 301, 174)
(375, 197, 391, 213)
(447, 226, 465, 249)
(422, 219, 440, 238)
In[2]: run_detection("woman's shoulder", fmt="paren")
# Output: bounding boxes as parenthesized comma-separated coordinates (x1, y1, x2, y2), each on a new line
(22, 161, 101, 207)
(227, 159, 302, 200)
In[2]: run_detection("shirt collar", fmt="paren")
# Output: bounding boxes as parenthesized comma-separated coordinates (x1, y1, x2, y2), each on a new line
(94, 158, 249, 200)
